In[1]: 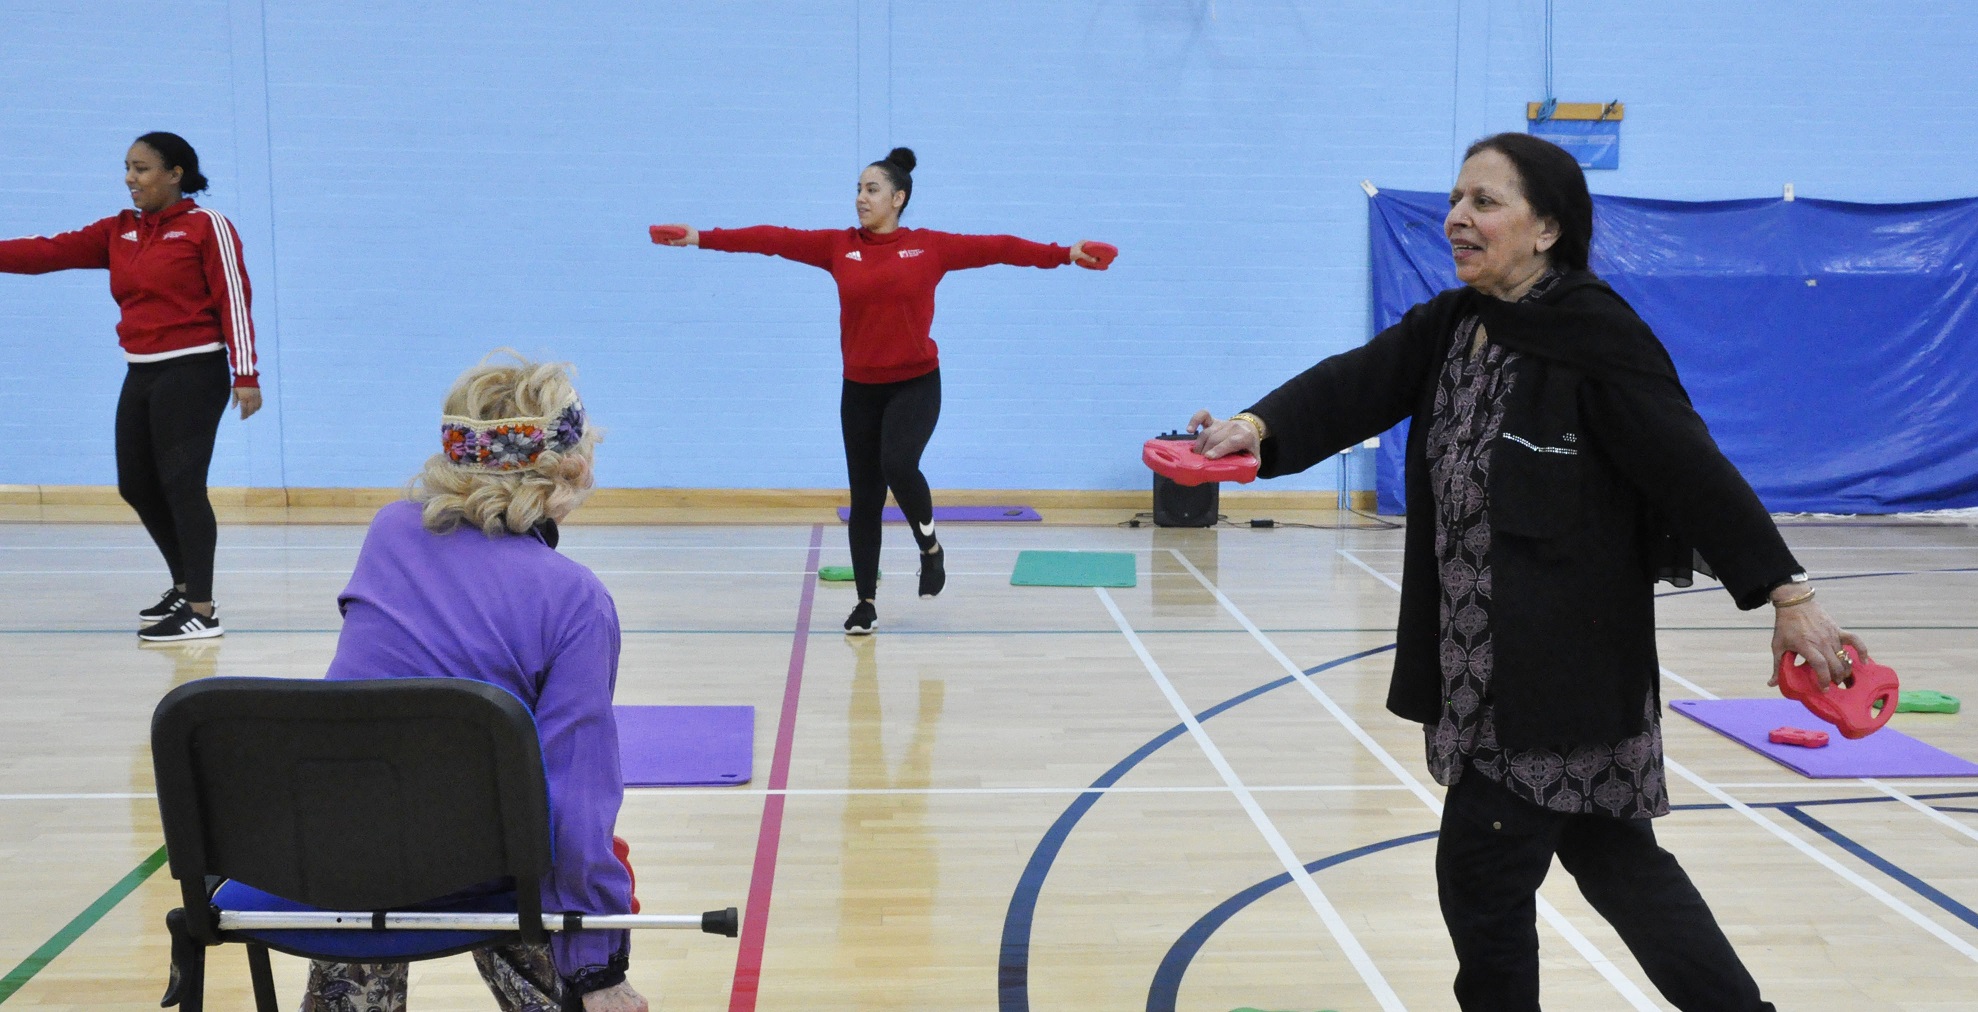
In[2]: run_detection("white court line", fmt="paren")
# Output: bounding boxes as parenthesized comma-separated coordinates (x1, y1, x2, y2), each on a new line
(626, 784, 1415, 798)
(1338, 549, 1403, 592)
(1174, 549, 1663, 1011)
(1665, 756, 1978, 963)
(1, 785, 1418, 803)
(1096, 585, 1407, 1012)
(1661, 668, 1978, 846)
(0, 792, 156, 801)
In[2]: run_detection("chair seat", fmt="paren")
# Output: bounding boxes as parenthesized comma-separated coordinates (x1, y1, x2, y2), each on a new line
(212, 880, 519, 961)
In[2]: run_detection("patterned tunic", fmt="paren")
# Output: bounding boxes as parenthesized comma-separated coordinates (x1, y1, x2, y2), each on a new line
(1422, 273, 1669, 819)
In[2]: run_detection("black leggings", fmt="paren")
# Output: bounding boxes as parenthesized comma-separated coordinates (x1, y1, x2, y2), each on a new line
(115, 353, 231, 603)
(841, 370, 942, 601)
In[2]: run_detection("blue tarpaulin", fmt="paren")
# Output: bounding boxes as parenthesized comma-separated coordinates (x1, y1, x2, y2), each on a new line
(1368, 189, 1978, 514)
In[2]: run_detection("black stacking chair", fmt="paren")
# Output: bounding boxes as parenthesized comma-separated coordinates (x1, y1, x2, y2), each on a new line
(151, 676, 736, 1012)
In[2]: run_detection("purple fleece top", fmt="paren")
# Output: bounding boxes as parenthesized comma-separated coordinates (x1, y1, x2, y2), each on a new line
(326, 499, 631, 979)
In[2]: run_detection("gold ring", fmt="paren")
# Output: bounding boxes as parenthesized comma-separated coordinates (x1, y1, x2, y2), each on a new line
(1835, 649, 1853, 666)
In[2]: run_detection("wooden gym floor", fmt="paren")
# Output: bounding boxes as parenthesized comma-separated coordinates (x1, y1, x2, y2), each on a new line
(0, 511, 1974, 1010)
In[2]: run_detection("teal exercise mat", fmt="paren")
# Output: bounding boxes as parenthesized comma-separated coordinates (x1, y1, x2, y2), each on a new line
(1010, 550, 1136, 588)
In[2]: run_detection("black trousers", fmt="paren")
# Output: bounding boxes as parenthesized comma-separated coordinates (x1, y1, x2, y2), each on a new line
(115, 352, 231, 603)
(840, 369, 941, 601)
(1437, 769, 1774, 1012)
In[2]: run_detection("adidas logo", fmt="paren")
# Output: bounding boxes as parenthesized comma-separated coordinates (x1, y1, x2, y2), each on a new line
(897, 249, 923, 258)
(121, 231, 138, 241)
(845, 251, 862, 261)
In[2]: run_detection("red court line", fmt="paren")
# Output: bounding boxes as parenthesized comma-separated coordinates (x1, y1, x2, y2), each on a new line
(729, 523, 823, 1012)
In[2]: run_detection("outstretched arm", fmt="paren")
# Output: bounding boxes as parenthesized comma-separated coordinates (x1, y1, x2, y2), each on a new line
(666, 224, 839, 270)
(0, 218, 115, 274)
(937, 232, 1073, 271)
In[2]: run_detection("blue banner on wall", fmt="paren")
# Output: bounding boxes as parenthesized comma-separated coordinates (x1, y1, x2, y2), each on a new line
(1527, 118, 1620, 170)
(1368, 189, 1978, 514)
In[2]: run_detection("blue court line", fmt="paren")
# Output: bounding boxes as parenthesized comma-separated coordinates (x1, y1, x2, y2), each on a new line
(1145, 792, 1978, 1011)
(1778, 805, 1978, 931)
(996, 643, 1396, 1012)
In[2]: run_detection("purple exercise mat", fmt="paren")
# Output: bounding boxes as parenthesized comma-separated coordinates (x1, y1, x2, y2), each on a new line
(834, 505, 1040, 522)
(614, 705, 754, 786)
(1669, 698, 1978, 778)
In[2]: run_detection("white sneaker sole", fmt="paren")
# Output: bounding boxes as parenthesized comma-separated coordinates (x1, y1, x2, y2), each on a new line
(139, 623, 224, 642)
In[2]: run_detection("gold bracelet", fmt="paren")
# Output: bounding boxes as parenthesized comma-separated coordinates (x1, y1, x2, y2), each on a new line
(1230, 412, 1269, 442)
(1771, 586, 1816, 608)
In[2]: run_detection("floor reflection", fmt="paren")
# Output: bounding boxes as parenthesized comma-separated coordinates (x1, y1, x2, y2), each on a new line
(1152, 526, 1220, 615)
(838, 637, 943, 1001)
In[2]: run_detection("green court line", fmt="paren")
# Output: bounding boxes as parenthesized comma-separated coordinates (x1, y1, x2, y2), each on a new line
(0, 845, 168, 1004)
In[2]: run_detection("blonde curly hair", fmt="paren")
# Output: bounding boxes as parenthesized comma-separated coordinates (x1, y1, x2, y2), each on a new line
(412, 352, 600, 536)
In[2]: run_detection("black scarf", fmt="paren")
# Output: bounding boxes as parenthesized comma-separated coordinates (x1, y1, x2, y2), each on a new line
(1465, 270, 1710, 586)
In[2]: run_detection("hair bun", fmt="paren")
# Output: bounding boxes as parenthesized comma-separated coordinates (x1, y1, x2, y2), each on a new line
(885, 147, 917, 173)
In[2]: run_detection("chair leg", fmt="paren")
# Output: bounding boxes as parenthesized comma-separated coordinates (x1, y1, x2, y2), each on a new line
(161, 908, 205, 1011)
(246, 943, 278, 1012)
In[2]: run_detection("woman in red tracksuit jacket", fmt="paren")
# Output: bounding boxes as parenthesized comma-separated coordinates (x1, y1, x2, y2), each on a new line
(0, 132, 259, 642)
(656, 148, 1108, 635)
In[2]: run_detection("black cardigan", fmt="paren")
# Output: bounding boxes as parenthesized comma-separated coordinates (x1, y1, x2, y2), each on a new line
(1247, 272, 1800, 748)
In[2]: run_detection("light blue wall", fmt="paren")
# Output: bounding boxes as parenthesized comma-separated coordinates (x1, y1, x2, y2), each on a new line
(5, 1, 1978, 491)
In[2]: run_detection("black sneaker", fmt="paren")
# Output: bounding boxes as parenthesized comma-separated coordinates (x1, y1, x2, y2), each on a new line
(139, 607, 224, 642)
(139, 588, 188, 621)
(844, 600, 877, 636)
(918, 546, 946, 599)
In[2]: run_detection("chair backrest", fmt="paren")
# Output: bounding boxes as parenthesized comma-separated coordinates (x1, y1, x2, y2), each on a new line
(152, 677, 550, 939)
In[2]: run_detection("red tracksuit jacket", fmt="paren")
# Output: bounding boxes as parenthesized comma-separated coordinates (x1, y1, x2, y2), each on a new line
(700, 225, 1068, 384)
(0, 198, 259, 386)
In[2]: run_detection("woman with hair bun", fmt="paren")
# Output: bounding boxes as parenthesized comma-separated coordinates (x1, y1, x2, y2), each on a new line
(0, 131, 261, 641)
(656, 147, 1110, 635)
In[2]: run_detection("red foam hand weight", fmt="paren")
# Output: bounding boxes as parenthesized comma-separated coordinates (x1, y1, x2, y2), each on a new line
(1768, 726, 1830, 748)
(1143, 437, 1258, 486)
(1777, 643, 1900, 740)
(1078, 241, 1118, 270)
(612, 835, 641, 914)
(650, 224, 688, 243)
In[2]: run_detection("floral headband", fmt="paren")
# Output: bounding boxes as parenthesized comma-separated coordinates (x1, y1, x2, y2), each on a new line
(441, 399, 586, 472)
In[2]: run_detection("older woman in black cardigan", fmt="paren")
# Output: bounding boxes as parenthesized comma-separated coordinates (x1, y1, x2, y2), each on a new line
(1190, 133, 1860, 1012)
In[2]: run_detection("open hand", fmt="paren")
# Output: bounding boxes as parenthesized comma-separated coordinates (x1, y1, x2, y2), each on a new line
(231, 385, 262, 421)
(1188, 410, 1260, 459)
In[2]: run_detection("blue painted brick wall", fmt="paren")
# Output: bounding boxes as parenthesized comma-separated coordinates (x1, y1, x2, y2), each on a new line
(5, 1, 1978, 491)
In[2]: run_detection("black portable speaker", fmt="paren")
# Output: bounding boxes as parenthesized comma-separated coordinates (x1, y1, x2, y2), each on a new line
(1153, 474, 1219, 527)
(1149, 432, 1219, 527)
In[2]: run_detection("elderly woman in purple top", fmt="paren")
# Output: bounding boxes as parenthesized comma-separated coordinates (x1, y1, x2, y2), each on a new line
(311, 354, 648, 1012)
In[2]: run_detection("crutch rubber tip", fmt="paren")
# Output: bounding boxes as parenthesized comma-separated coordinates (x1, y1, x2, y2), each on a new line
(703, 907, 740, 937)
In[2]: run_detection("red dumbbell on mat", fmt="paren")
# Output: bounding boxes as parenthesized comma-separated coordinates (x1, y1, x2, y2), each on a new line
(1767, 727, 1829, 748)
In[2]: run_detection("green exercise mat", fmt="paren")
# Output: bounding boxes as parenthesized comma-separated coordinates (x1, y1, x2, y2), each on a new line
(1899, 690, 1961, 714)
(818, 566, 870, 583)
(1010, 550, 1136, 588)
